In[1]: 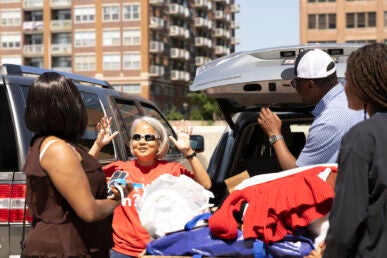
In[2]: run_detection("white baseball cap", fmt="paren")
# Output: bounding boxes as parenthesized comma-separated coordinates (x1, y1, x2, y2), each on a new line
(282, 49, 336, 80)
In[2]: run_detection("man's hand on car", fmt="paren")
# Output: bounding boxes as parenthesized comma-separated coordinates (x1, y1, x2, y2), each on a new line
(257, 107, 282, 136)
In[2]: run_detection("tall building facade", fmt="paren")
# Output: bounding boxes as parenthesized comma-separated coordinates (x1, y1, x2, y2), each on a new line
(0, 0, 239, 114)
(300, 0, 387, 44)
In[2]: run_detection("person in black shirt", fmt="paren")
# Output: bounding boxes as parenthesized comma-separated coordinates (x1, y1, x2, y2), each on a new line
(322, 43, 387, 257)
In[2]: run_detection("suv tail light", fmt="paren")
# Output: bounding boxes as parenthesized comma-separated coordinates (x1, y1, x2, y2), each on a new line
(0, 183, 32, 223)
(10, 184, 32, 223)
(0, 184, 12, 222)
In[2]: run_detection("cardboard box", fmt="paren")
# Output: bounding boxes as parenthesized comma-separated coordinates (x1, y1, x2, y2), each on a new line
(224, 170, 250, 192)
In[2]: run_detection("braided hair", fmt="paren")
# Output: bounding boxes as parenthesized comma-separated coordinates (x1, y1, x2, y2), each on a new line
(346, 43, 387, 109)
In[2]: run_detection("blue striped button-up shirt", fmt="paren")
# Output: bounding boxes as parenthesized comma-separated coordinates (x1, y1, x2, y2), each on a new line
(296, 83, 364, 167)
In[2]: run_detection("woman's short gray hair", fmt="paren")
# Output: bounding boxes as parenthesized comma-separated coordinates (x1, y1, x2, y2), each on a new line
(129, 116, 169, 159)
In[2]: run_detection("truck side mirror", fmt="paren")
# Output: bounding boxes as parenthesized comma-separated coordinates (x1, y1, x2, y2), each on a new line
(190, 135, 204, 153)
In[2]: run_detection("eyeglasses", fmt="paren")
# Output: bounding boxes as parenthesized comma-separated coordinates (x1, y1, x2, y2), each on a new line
(291, 78, 307, 89)
(131, 133, 161, 142)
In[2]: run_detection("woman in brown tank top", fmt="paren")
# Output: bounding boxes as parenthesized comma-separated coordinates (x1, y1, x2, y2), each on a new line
(23, 72, 129, 257)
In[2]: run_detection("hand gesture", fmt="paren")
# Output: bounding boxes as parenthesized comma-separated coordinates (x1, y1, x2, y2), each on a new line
(257, 107, 282, 136)
(95, 116, 119, 148)
(169, 120, 192, 154)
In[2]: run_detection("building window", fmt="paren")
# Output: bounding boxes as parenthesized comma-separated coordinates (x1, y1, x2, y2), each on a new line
(24, 10, 42, 21)
(0, 10, 21, 26)
(347, 13, 354, 28)
(1, 34, 21, 49)
(113, 84, 141, 94)
(122, 4, 140, 21)
(346, 40, 377, 44)
(103, 5, 120, 22)
(74, 55, 96, 71)
(357, 13, 365, 28)
(25, 57, 43, 67)
(308, 0, 336, 2)
(123, 53, 141, 70)
(103, 54, 121, 70)
(151, 84, 162, 94)
(74, 7, 95, 23)
(328, 14, 336, 28)
(368, 12, 376, 27)
(103, 30, 121, 46)
(346, 12, 377, 28)
(123, 28, 141, 45)
(0, 55, 22, 65)
(318, 14, 327, 29)
(308, 14, 316, 29)
(308, 13, 336, 29)
(74, 31, 95, 47)
(308, 40, 337, 44)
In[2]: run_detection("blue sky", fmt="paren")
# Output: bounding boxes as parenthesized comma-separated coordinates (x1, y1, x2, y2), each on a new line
(234, 0, 300, 52)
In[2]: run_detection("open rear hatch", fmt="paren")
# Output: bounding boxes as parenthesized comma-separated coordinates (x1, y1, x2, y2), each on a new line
(190, 44, 362, 129)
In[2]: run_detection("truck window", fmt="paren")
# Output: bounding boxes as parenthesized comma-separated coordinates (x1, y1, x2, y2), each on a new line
(0, 86, 18, 171)
(80, 92, 115, 160)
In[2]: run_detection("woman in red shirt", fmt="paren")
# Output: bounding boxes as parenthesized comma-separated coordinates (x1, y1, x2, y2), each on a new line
(94, 116, 211, 257)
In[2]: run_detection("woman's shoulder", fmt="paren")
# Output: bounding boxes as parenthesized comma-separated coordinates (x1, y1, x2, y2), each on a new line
(41, 135, 66, 145)
(40, 136, 70, 156)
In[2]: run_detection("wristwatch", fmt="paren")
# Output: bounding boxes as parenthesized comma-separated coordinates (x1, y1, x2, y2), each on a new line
(269, 135, 284, 146)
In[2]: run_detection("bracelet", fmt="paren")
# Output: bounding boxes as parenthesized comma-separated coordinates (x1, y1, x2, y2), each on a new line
(185, 151, 197, 160)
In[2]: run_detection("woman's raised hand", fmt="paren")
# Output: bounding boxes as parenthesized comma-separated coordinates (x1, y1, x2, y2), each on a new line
(169, 120, 192, 154)
(95, 116, 119, 148)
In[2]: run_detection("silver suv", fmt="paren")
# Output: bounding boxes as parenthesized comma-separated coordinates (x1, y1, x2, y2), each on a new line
(0, 64, 203, 257)
(190, 44, 362, 205)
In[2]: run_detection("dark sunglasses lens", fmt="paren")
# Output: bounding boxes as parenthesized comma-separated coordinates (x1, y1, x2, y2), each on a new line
(132, 134, 141, 141)
(145, 134, 156, 141)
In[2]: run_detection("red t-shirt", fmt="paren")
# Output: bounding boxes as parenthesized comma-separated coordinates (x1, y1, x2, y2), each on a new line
(103, 160, 194, 257)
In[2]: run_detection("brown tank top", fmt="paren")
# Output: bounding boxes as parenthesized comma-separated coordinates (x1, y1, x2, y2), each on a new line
(22, 136, 113, 258)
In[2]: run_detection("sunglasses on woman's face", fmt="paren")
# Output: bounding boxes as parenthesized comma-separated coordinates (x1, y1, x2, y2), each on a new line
(131, 133, 161, 142)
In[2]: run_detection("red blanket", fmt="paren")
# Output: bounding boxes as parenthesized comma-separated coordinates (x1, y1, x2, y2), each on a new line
(209, 166, 336, 243)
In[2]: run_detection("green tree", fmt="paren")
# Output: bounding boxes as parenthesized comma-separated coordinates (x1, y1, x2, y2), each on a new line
(188, 91, 222, 121)
(165, 106, 184, 120)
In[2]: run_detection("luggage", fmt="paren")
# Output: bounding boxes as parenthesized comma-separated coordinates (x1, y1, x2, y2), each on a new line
(145, 213, 314, 257)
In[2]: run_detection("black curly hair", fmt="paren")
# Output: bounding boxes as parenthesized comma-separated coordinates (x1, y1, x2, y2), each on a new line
(346, 43, 387, 109)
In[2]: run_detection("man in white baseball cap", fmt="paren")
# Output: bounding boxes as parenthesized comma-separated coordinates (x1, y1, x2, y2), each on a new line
(257, 48, 364, 171)
(290, 48, 336, 79)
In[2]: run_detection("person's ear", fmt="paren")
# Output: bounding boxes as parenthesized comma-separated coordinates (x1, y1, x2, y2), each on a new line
(306, 79, 315, 89)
